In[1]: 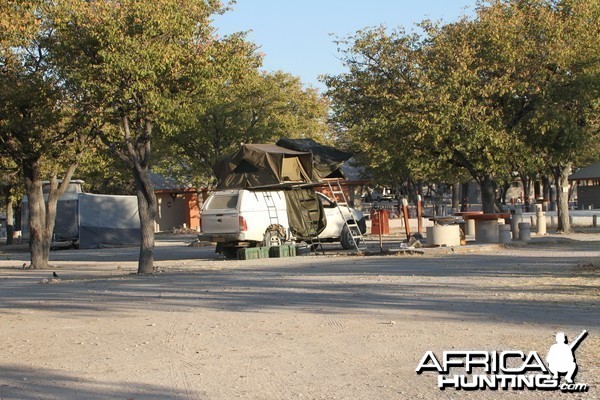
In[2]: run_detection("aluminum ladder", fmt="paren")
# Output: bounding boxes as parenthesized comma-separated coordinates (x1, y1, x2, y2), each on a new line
(325, 179, 367, 253)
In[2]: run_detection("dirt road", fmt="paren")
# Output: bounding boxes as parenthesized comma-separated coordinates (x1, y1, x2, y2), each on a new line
(0, 234, 598, 399)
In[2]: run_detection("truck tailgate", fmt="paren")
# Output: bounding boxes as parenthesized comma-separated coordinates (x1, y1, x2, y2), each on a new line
(201, 210, 239, 234)
(201, 191, 240, 234)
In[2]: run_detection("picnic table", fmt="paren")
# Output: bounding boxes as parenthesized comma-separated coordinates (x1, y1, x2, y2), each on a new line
(453, 211, 483, 236)
(460, 213, 511, 243)
(428, 216, 461, 226)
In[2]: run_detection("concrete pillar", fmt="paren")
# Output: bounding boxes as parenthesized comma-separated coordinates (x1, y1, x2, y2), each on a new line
(535, 204, 546, 235)
(475, 220, 500, 244)
(465, 219, 476, 237)
(594, 214, 599, 228)
(518, 222, 531, 242)
(498, 224, 512, 244)
(426, 225, 461, 247)
(511, 207, 523, 239)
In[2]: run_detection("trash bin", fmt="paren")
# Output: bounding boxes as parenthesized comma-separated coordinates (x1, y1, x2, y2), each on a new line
(370, 209, 389, 235)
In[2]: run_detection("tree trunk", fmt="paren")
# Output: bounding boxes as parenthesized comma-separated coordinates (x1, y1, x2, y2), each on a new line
(6, 192, 14, 245)
(542, 174, 555, 211)
(451, 183, 460, 211)
(104, 116, 158, 274)
(553, 164, 572, 233)
(534, 179, 542, 201)
(407, 179, 418, 206)
(23, 161, 50, 269)
(479, 175, 497, 214)
(461, 182, 470, 212)
(132, 164, 157, 274)
(521, 176, 531, 212)
(23, 160, 78, 269)
(499, 181, 510, 205)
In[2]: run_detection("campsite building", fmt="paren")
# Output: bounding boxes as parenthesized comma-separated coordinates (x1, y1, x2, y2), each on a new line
(150, 173, 205, 232)
(570, 161, 600, 209)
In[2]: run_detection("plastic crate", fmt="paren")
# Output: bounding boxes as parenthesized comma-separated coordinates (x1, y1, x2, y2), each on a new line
(237, 247, 270, 260)
(258, 246, 270, 258)
(269, 245, 296, 258)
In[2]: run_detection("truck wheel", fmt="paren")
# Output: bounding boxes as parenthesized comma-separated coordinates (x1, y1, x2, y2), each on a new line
(357, 217, 367, 234)
(340, 224, 360, 250)
(263, 225, 285, 247)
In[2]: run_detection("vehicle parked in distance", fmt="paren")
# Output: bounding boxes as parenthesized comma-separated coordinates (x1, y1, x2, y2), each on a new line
(199, 189, 366, 258)
(362, 189, 395, 203)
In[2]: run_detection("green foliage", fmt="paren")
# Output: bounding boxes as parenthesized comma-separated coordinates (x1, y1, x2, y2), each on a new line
(51, 0, 258, 272)
(157, 70, 331, 186)
(495, 0, 600, 166)
(0, 0, 89, 178)
(52, 0, 228, 152)
(76, 144, 135, 194)
(324, 26, 470, 187)
(325, 0, 600, 200)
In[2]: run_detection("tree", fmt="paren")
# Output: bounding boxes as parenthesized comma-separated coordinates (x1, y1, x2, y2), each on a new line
(76, 145, 136, 195)
(53, 0, 254, 273)
(324, 23, 504, 211)
(326, 0, 599, 217)
(159, 70, 331, 187)
(481, 0, 600, 231)
(0, 0, 89, 268)
(0, 158, 21, 245)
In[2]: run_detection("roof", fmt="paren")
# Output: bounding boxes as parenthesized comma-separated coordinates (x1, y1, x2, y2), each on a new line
(149, 172, 195, 191)
(569, 162, 600, 181)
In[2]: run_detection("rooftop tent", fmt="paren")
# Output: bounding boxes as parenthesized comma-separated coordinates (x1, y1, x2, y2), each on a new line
(214, 144, 319, 189)
(276, 138, 353, 179)
(78, 193, 140, 249)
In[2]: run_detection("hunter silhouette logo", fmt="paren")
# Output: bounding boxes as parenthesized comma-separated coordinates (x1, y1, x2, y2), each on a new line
(416, 330, 589, 392)
(547, 330, 587, 384)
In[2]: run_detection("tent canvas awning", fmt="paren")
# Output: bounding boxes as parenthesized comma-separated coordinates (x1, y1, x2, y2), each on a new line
(214, 144, 319, 190)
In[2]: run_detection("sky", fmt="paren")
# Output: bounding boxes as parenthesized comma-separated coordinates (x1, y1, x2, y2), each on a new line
(213, 0, 478, 91)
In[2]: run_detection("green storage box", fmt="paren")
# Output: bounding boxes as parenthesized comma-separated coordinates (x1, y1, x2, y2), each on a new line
(259, 246, 270, 258)
(269, 245, 296, 258)
(237, 247, 270, 260)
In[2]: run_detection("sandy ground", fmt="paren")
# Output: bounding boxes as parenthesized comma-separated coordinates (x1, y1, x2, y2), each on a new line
(0, 233, 598, 399)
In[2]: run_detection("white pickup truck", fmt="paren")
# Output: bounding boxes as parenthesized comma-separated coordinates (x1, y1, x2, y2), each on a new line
(199, 189, 366, 258)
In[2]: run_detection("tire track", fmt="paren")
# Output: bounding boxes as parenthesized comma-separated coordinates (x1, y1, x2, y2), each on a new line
(164, 320, 201, 399)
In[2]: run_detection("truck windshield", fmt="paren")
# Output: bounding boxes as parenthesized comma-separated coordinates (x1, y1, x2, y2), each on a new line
(206, 194, 238, 210)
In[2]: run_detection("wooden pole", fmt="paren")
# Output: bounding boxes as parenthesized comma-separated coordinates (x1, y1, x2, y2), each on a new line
(417, 194, 423, 234)
(378, 210, 383, 253)
(401, 198, 411, 239)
